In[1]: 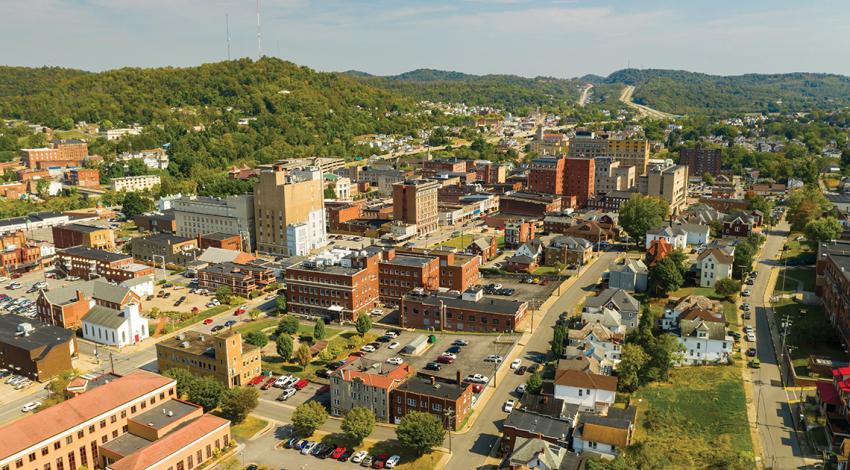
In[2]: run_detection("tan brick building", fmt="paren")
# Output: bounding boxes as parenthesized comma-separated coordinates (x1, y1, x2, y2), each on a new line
(253, 165, 326, 256)
(393, 180, 439, 236)
(156, 330, 261, 388)
(401, 287, 528, 332)
(197, 261, 274, 298)
(52, 224, 116, 250)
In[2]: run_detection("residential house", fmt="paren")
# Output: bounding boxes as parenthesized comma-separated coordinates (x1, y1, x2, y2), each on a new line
(676, 308, 732, 365)
(563, 221, 614, 244)
(572, 407, 637, 459)
(516, 239, 543, 260)
(467, 236, 498, 261)
(698, 246, 735, 288)
(568, 323, 624, 371)
(645, 238, 672, 267)
(500, 394, 578, 456)
(544, 236, 593, 267)
(645, 225, 687, 251)
(503, 437, 584, 470)
(505, 254, 538, 273)
(582, 288, 640, 333)
(661, 295, 719, 331)
(723, 213, 758, 237)
(606, 259, 648, 293)
(552, 361, 618, 413)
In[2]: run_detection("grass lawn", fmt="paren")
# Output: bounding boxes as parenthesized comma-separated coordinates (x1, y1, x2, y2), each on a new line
(261, 331, 370, 379)
(236, 317, 341, 339)
(775, 267, 816, 293)
(531, 265, 562, 276)
(230, 415, 268, 441)
(174, 305, 230, 330)
(630, 366, 754, 469)
(772, 298, 844, 378)
(782, 234, 817, 266)
(431, 234, 473, 250)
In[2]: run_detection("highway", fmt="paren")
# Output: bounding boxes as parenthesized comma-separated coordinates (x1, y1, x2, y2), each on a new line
(577, 84, 593, 107)
(445, 250, 620, 469)
(619, 85, 678, 120)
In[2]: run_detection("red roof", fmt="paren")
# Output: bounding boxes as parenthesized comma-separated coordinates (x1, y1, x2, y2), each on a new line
(646, 238, 672, 266)
(833, 367, 850, 392)
(818, 381, 841, 406)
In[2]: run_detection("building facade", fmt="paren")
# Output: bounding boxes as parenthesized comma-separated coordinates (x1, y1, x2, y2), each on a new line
(52, 224, 116, 250)
(393, 180, 439, 236)
(156, 330, 261, 388)
(401, 288, 528, 332)
(330, 356, 414, 421)
(111, 175, 161, 193)
(679, 145, 722, 177)
(197, 262, 274, 298)
(254, 165, 327, 256)
(0, 315, 76, 382)
(528, 156, 566, 195)
(173, 194, 255, 250)
(640, 160, 689, 215)
(564, 157, 595, 208)
(378, 251, 440, 306)
(390, 374, 473, 430)
(56, 247, 154, 283)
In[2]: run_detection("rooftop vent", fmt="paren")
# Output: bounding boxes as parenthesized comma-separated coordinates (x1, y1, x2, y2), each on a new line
(180, 341, 190, 348)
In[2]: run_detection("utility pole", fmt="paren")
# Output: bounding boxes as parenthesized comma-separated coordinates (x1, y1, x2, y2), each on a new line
(443, 408, 454, 453)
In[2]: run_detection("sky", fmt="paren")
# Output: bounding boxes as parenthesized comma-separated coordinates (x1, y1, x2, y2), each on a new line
(2, 0, 850, 77)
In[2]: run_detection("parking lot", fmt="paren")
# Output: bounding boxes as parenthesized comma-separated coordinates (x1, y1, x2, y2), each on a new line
(256, 379, 329, 408)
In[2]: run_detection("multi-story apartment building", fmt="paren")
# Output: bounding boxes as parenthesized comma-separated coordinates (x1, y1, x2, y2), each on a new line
(197, 261, 274, 298)
(528, 156, 566, 195)
(20, 139, 88, 169)
(254, 165, 327, 256)
(359, 167, 409, 195)
(505, 220, 536, 248)
(594, 156, 636, 196)
(52, 223, 116, 250)
(285, 247, 381, 322)
(0, 230, 44, 276)
(401, 287, 528, 332)
(817, 241, 850, 347)
(131, 233, 199, 265)
(56, 247, 154, 282)
(564, 157, 595, 208)
(569, 131, 650, 175)
(390, 374, 473, 430)
(534, 127, 570, 156)
(156, 330, 262, 388)
(679, 144, 722, 178)
(330, 356, 415, 421)
(173, 194, 255, 249)
(111, 175, 161, 193)
(66, 168, 100, 188)
(393, 180, 439, 236)
(639, 160, 689, 215)
(378, 250, 440, 305)
(0, 314, 76, 382)
(396, 247, 481, 292)
(499, 192, 564, 217)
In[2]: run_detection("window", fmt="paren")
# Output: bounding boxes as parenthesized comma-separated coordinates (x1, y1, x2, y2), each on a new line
(65, 436, 72, 445)
(407, 398, 416, 406)
(54, 441, 61, 450)
(99, 420, 106, 429)
(111, 415, 117, 424)
(29, 454, 36, 463)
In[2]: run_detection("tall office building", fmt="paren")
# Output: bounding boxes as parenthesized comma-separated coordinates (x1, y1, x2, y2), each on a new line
(254, 165, 327, 256)
(594, 156, 636, 196)
(569, 131, 650, 175)
(173, 194, 255, 250)
(393, 180, 439, 236)
(679, 144, 722, 177)
(565, 157, 595, 208)
(639, 160, 689, 215)
(527, 156, 566, 195)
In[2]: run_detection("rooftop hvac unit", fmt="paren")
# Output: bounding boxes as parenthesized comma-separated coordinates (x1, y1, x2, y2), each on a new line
(181, 341, 190, 348)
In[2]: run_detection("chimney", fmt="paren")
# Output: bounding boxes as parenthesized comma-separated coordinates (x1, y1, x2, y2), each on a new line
(456, 370, 462, 385)
(543, 395, 549, 404)
(430, 376, 436, 386)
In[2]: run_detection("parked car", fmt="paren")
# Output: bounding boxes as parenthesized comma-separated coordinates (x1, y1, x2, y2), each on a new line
(351, 450, 368, 463)
(293, 378, 308, 389)
(465, 374, 489, 384)
(452, 339, 469, 346)
(331, 447, 347, 459)
(446, 346, 462, 354)
(361, 345, 376, 353)
(747, 348, 757, 357)
(510, 359, 522, 369)
(388, 341, 400, 349)
(211, 325, 224, 332)
(515, 384, 527, 395)
(224, 320, 237, 327)
(386, 357, 403, 365)
(360, 455, 374, 467)
(749, 358, 761, 368)
(203, 318, 214, 325)
(746, 332, 756, 342)
(260, 376, 276, 390)
(484, 355, 503, 363)
(742, 290, 751, 297)
(300, 441, 317, 455)
(277, 388, 297, 401)
(425, 362, 442, 371)
(339, 449, 354, 462)
(440, 352, 457, 360)
(21, 402, 40, 412)
(437, 356, 454, 364)
(503, 399, 515, 412)
(385, 455, 401, 468)
(515, 365, 527, 375)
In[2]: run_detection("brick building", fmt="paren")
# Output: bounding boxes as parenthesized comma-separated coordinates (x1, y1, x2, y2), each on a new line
(131, 233, 199, 265)
(133, 210, 176, 234)
(198, 232, 243, 251)
(528, 156, 566, 195)
(817, 241, 850, 347)
(393, 180, 439, 236)
(66, 168, 101, 188)
(330, 356, 415, 421)
(52, 224, 116, 250)
(564, 157, 595, 208)
(679, 144, 722, 177)
(20, 139, 88, 169)
(285, 247, 381, 322)
(37, 281, 142, 330)
(378, 249, 440, 305)
(424, 159, 468, 173)
(499, 192, 564, 217)
(396, 247, 481, 293)
(156, 330, 261, 388)
(0, 231, 43, 276)
(505, 220, 536, 248)
(56, 247, 154, 282)
(197, 261, 274, 298)
(0, 314, 76, 382)
(401, 287, 528, 332)
(390, 374, 473, 430)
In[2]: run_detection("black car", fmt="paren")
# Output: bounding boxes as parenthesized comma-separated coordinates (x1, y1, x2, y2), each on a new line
(312, 443, 328, 457)
(316, 369, 331, 379)
(446, 346, 462, 354)
(528, 363, 540, 374)
(515, 365, 527, 375)
(211, 325, 224, 333)
(368, 342, 381, 349)
(322, 444, 338, 459)
(339, 449, 354, 461)
(330, 360, 347, 369)
(376, 336, 391, 343)
(425, 362, 442, 371)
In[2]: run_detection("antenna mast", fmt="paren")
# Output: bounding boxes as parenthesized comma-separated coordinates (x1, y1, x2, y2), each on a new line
(256, 0, 262, 59)
(226, 13, 231, 60)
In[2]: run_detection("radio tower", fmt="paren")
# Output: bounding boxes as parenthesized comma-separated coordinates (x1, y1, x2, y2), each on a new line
(256, 0, 262, 59)
(225, 13, 231, 60)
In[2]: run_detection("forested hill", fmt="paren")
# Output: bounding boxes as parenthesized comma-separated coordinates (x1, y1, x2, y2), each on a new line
(607, 68, 850, 114)
(0, 58, 437, 178)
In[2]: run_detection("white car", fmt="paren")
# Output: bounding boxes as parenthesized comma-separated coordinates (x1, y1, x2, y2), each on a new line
(274, 375, 295, 388)
(21, 401, 40, 412)
(384, 331, 398, 338)
(386, 357, 404, 365)
(515, 384, 527, 395)
(388, 341, 400, 349)
(300, 441, 317, 454)
(351, 450, 368, 463)
(747, 332, 756, 342)
(744, 326, 754, 334)
(278, 387, 297, 401)
(503, 399, 515, 413)
(510, 359, 522, 370)
(742, 290, 751, 297)
(371, 309, 383, 316)
(484, 355, 503, 363)
(440, 352, 457, 360)
(465, 374, 489, 384)
(361, 345, 376, 353)
(385, 455, 401, 468)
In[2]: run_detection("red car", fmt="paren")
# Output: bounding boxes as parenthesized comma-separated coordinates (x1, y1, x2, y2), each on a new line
(248, 375, 265, 386)
(11, 273, 21, 279)
(203, 318, 214, 325)
(260, 376, 276, 390)
(372, 454, 390, 469)
(437, 355, 455, 364)
(234, 308, 246, 316)
(293, 378, 308, 390)
(330, 447, 346, 459)
(472, 384, 483, 393)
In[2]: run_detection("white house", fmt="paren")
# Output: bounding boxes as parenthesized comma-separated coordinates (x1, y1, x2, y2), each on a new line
(677, 223, 711, 246)
(698, 246, 734, 288)
(120, 275, 154, 299)
(516, 240, 543, 260)
(660, 295, 718, 331)
(81, 303, 149, 348)
(676, 310, 732, 365)
(568, 323, 624, 370)
(553, 367, 618, 414)
(582, 288, 640, 333)
(572, 408, 636, 459)
(645, 225, 687, 250)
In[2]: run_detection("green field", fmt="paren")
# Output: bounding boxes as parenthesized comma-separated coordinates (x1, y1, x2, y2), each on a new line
(230, 415, 268, 441)
(774, 267, 816, 293)
(629, 366, 755, 469)
(772, 298, 844, 378)
(782, 235, 817, 266)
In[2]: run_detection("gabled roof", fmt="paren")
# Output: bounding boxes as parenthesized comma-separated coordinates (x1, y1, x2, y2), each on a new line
(585, 288, 640, 314)
(507, 254, 536, 265)
(82, 305, 128, 329)
(568, 322, 623, 343)
(679, 318, 728, 341)
(671, 295, 718, 314)
(646, 238, 672, 266)
(697, 247, 734, 265)
(92, 281, 133, 306)
(549, 236, 592, 250)
(503, 408, 571, 443)
(553, 368, 618, 392)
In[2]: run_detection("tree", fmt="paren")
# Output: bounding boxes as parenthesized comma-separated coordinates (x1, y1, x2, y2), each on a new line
(292, 401, 328, 437)
(805, 217, 842, 242)
(619, 194, 669, 248)
(396, 412, 446, 456)
(276, 315, 299, 336)
(313, 319, 327, 340)
(786, 186, 830, 232)
(295, 344, 312, 367)
(526, 371, 543, 395)
(733, 241, 756, 279)
(165, 368, 197, 397)
(355, 314, 372, 336)
(215, 286, 233, 304)
(275, 295, 287, 314)
(644, 333, 684, 382)
(244, 331, 269, 348)
(648, 256, 684, 297)
(702, 172, 715, 185)
(36, 179, 50, 199)
(121, 191, 154, 219)
(248, 309, 261, 321)
(666, 249, 689, 277)
(324, 185, 336, 199)
(219, 387, 259, 424)
(748, 195, 774, 219)
(276, 334, 293, 361)
(714, 278, 742, 299)
(341, 407, 376, 444)
(617, 344, 649, 393)
(187, 376, 225, 411)
(551, 323, 567, 358)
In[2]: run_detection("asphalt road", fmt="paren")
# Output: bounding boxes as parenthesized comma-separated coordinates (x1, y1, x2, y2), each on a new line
(445, 250, 620, 469)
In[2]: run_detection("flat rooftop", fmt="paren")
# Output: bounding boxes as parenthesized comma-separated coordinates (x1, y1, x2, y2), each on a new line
(130, 399, 199, 431)
(404, 291, 525, 316)
(396, 375, 468, 401)
(100, 432, 152, 457)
